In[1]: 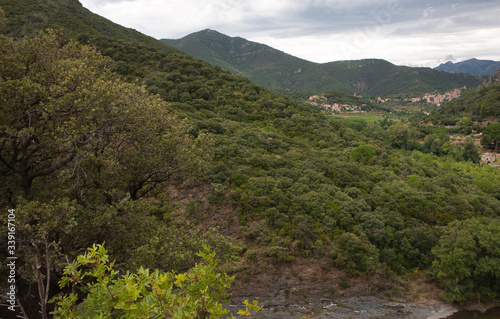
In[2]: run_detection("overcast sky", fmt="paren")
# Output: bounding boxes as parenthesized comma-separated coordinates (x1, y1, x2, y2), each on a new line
(79, 0, 500, 67)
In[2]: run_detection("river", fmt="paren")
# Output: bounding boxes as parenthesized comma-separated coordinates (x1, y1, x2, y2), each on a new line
(444, 307, 500, 319)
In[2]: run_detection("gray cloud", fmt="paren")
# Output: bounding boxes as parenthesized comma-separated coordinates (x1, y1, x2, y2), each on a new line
(82, 0, 137, 4)
(80, 0, 500, 67)
(444, 55, 456, 62)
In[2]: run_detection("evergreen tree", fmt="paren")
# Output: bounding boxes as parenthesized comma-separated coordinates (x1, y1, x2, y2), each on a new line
(481, 123, 500, 151)
(463, 137, 480, 163)
(0, 30, 204, 203)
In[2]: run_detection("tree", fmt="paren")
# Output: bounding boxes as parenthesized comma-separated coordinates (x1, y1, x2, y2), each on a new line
(481, 123, 500, 151)
(462, 137, 480, 163)
(350, 145, 376, 164)
(0, 30, 205, 203)
(9, 197, 242, 318)
(331, 232, 380, 274)
(389, 123, 419, 150)
(422, 134, 445, 155)
(7, 198, 80, 318)
(52, 244, 261, 318)
(432, 218, 500, 304)
(457, 116, 473, 135)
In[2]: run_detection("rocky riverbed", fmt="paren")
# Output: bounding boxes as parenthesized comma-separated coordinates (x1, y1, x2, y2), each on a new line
(227, 257, 460, 318)
(228, 296, 458, 319)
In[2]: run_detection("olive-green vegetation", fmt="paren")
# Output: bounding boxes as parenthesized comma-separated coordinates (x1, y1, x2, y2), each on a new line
(426, 79, 500, 154)
(432, 218, 500, 304)
(1, 2, 499, 317)
(163, 29, 483, 96)
(0, 30, 240, 318)
(481, 123, 500, 151)
(0, 31, 205, 201)
(323, 90, 376, 107)
(0, 0, 171, 51)
(428, 84, 500, 125)
(162, 29, 348, 93)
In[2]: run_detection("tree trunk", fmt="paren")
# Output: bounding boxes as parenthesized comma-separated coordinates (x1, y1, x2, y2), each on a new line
(31, 238, 51, 319)
(21, 175, 33, 197)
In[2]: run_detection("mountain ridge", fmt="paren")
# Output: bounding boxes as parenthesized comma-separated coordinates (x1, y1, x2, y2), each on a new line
(162, 29, 483, 96)
(0, 0, 177, 53)
(434, 58, 500, 76)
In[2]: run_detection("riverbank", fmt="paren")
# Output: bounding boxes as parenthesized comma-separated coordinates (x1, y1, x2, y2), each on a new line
(229, 296, 458, 318)
(227, 257, 460, 318)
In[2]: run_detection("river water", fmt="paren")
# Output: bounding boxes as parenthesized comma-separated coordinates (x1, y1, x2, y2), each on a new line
(444, 307, 500, 319)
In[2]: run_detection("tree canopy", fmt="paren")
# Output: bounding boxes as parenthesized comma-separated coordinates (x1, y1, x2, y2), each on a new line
(432, 218, 500, 304)
(0, 31, 204, 203)
(481, 123, 500, 151)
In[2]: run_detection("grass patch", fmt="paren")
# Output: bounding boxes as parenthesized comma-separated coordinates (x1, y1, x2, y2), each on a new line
(328, 111, 406, 123)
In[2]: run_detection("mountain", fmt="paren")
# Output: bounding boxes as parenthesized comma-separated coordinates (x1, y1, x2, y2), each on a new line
(162, 29, 483, 96)
(482, 69, 500, 87)
(0, 0, 174, 52)
(434, 58, 500, 76)
(162, 29, 349, 93)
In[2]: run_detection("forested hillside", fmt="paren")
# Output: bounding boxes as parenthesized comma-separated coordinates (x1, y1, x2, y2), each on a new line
(1, 1, 500, 318)
(428, 83, 500, 125)
(163, 29, 483, 96)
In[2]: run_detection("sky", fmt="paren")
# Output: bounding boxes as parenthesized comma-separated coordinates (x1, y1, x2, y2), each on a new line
(79, 0, 500, 68)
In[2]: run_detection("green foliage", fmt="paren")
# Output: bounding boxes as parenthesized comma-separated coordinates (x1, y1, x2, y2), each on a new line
(12, 198, 77, 281)
(389, 123, 419, 150)
(418, 126, 481, 163)
(462, 138, 480, 163)
(481, 123, 500, 151)
(8, 197, 241, 294)
(350, 145, 376, 164)
(432, 218, 500, 304)
(0, 31, 204, 203)
(237, 300, 263, 316)
(457, 117, 473, 135)
(0, 0, 172, 52)
(331, 232, 380, 274)
(52, 244, 258, 318)
(422, 132, 449, 156)
(163, 31, 481, 96)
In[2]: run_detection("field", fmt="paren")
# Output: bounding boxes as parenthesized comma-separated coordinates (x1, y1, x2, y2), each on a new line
(327, 111, 409, 123)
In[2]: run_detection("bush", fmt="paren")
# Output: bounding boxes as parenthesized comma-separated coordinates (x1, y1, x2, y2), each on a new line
(52, 244, 260, 318)
(350, 145, 376, 164)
